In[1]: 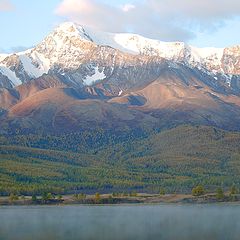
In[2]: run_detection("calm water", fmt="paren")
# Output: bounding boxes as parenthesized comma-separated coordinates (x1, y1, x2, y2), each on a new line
(1, 204, 240, 240)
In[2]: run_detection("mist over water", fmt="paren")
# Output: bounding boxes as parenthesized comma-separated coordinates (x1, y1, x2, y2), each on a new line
(0, 204, 240, 240)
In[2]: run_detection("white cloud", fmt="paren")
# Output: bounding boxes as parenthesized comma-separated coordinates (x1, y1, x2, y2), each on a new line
(0, 0, 14, 11)
(55, 0, 126, 33)
(122, 4, 135, 12)
(55, 0, 240, 42)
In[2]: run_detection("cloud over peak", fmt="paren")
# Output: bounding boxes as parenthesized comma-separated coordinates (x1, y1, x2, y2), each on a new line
(0, 0, 14, 12)
(55, 0, 240, 42)
(122, 4, 135, 12)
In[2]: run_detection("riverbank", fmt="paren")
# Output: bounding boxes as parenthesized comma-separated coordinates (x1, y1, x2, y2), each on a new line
(1, 193, 239, 206)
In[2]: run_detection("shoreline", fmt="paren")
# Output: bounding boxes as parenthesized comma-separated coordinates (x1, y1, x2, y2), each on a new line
(1, 193, 240, 206)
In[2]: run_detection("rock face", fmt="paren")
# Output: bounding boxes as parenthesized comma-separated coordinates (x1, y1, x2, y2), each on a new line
(0, 22, 240, 134)
(222, 45, 240, 75)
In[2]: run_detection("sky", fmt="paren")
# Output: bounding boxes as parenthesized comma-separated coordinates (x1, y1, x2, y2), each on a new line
(0, 0, 240, 53)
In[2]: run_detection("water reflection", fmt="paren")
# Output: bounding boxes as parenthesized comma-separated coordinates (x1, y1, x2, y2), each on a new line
(1, 204, 240, 240)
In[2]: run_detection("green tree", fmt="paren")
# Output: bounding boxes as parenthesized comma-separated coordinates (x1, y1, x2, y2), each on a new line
(9, 193, 19, 202)
(192, 185, 205, 196)
(79, 193, 86, 200)
(57, 195, 63, 201)
(41, 192, 52, 202)
(108, 195, 113, 203)
(216, 187, 224, 200)
(230, 185, 238, 195)
(47, 193, 53, 200)
(32, 194, 37, 202)
(160, 188, 166, 195)
(95, 192, 101, 203)
(130, 191, 138, 197)
(123, 192, 128, 197)
(42, 192, 48, 202)
(73, 193, 79, 200)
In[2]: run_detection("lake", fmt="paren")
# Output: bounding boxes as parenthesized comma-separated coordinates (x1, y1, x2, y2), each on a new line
(0, 204, 240, 240)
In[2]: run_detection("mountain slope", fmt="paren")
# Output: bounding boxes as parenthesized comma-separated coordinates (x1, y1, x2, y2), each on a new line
(2, 63, 240, 135)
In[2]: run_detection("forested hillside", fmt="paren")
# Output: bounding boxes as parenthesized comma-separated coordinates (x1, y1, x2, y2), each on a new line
(0, 125, 240, 195)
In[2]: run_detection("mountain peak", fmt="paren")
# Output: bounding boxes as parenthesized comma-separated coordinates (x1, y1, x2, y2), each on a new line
(0, 21, 239, 89)
(51, 22, 93, 43)
(57, 21, 81, 30)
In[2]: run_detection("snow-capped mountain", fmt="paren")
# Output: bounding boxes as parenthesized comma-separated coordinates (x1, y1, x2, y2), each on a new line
(1, 22, 240, 135)
(0, 22, 239, 90)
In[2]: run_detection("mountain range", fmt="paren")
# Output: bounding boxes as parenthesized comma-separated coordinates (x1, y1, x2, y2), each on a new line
(0, 22, 240, 194)
(0, 22, 240, 135)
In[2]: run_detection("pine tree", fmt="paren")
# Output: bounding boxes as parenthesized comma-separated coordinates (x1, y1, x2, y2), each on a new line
(230, 185, 237, 195)
(216, 187, 224, 200)
(95, 193, 101, 203)
(32, 194, 37, 202)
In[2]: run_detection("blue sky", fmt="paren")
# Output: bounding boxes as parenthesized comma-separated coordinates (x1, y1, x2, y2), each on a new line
(0, 0, 239, 53)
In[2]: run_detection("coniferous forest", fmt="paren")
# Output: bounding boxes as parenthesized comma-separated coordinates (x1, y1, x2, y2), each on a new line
(1, 125, 240, 196)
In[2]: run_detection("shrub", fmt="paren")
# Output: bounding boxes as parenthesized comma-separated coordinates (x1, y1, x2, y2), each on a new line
(216, 187, 224, 200)
(192, 185, 205, 196)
